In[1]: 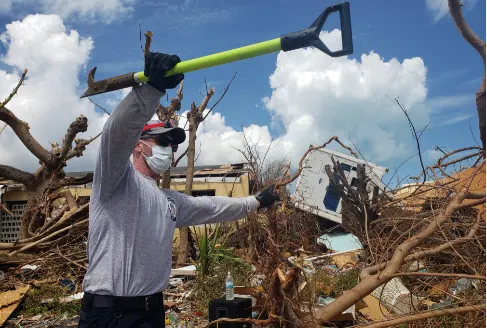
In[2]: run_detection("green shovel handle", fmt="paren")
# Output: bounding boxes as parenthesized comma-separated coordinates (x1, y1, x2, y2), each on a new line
(134, 38, 282, 83)
(80, 2, 352, 98)
(134, 2, 352, 83)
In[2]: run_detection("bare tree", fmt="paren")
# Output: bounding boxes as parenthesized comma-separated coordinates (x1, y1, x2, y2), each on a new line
(0, 69, 98, 252)
(176, 73, 237, 265)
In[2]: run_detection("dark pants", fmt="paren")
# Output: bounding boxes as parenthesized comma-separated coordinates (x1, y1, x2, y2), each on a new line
(78, 292, 165, 328)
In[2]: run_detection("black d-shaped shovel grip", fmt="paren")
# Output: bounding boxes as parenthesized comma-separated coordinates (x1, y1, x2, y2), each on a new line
(280, 2, 353, 57)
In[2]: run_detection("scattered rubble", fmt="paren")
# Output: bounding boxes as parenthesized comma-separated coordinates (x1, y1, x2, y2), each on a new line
(0, 138, 485, 327)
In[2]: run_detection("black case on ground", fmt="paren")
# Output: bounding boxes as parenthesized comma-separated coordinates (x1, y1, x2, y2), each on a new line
(208, 297, 252, 328)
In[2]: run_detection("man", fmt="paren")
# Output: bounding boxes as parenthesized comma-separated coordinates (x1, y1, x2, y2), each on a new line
(78, 52, 280, 327)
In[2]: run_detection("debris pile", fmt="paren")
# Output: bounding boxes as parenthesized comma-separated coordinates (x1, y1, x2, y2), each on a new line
(0, 147, 485, 328)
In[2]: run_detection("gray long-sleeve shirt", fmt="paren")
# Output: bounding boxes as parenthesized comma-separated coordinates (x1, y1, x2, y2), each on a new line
(82, 84, 259, 296)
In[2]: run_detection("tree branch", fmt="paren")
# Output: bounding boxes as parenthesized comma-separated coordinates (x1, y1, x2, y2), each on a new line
(0, 69, 27, 109)
(202, 72, 237, 121)
(275, 136, 357, 190)
(173, 147, 188, 167)
(157, 81, 184, 122)
(449, 0, 486, 151)
(57, 173, 94, 188)
(56, 246, 87, 270)
(390, 272, 486, 280)
(144, 31, 154, 56)
(0, 164, 35, 189)
(448, 0, 486, 65)
(8, 218, 88, 256)
(58, 115, 88, 160)
(0, 203, 14, 216)
(314, 189, 484, 322)
(197, 87, 215, 115)
(0, 75, 51, 164)
(365, 194, 485, 276)
(359, 304, 485, 328)
(88, 97, 110, 115)
(65, 132, 102, 160)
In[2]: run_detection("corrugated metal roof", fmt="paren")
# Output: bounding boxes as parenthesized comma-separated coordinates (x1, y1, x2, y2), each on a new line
(170, 163, 250, 177)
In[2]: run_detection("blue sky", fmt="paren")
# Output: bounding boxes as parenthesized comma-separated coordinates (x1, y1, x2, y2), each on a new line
(0, 0, 485, 186)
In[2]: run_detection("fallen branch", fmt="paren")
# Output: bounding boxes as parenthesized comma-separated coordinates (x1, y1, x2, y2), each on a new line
(206, 316, 278, 328)
(56, 246, 87, 270)
(8, 218, 88, 256)
(390, 272, 486, 280)
(0, 203, 14, 216)
(358, 304, 485, 328)
(312, 187, 484, 322)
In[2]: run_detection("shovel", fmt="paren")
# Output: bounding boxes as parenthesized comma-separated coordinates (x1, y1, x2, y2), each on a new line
(81, 2, 353, 98)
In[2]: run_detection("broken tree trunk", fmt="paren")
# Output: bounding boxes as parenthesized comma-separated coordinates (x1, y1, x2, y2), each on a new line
(177, 88, 215, 265)
(449, 0, 486, 152)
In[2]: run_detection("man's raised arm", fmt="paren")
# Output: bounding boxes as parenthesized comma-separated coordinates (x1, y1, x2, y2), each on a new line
(92, 53, 184, 201)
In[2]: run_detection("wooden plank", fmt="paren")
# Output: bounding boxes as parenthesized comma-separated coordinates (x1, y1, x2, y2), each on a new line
(0, 286, 30, 326)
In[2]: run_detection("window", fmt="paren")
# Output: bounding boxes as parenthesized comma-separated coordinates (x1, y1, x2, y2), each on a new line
(323, 170, 342, 212)
(179, 190, 216, 197)
(323, 184, 341, 212)
(192, 190, 216, 197)
(351, 177, 358, 188)
(340, 163, 352, 172)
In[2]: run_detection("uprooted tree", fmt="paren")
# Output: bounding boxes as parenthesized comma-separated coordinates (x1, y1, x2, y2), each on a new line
(0, 69, 98, 254)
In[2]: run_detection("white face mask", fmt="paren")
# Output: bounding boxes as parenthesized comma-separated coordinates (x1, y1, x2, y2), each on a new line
(140, 140, 172, 174)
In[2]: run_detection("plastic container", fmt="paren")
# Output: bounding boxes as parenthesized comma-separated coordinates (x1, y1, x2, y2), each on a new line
(225, 271, 234, 300)
(371, 277, 420, 314)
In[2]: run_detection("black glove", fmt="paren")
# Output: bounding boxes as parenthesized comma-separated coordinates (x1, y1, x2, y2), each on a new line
(144, 52, 184, 93)
(255, 185, 280, 209)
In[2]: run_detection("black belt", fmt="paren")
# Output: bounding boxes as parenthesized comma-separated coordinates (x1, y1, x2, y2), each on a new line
(82, 292, 163, 312)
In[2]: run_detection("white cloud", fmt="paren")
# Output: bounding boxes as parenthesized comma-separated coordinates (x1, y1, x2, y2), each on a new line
(0, 14, 108, 173)
(173, 30, 432, 170)
(2, 0, 135, 23)
(426, 0, 479, 22)
(174, 111, 268, 167)
(428, 94, 472, 111)
(426, 0, 450, 22)
(440, 114, 473, 125)
(264, 30, 429, 163)
(0, 21, 434, 180)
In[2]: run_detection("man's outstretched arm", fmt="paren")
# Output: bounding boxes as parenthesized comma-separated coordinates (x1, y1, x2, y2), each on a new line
(165, 185, 280, 227)
(92, 53, 184, 201)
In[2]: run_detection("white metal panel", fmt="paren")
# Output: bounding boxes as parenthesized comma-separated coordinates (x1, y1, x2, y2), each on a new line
(292, 149, 388, 224)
